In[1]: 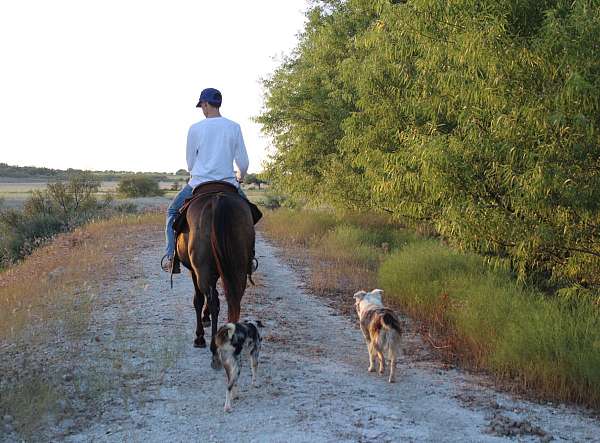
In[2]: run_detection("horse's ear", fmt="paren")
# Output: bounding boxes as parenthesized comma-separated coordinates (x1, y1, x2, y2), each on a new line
(353, 290, 367, 301)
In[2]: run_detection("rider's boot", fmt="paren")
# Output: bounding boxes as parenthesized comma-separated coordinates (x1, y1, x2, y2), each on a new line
(161, 254, 181, 274)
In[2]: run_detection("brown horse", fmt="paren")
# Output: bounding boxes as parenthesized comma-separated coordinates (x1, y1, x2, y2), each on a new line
(176, 184, 255, 369)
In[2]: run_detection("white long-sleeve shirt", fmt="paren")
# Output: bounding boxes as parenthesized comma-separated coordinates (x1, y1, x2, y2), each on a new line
(185, 116, 249, 189)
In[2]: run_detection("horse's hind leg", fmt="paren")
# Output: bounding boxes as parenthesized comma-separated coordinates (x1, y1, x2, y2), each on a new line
(208, 286, 222, 369)
(191, 273, 206, 348)
(201, 290, 214, 327)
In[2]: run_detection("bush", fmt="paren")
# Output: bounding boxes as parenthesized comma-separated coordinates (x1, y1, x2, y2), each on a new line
(117, 176, 165, 198)
(0, 173, 131, 266)
(260, 193, 286, 211)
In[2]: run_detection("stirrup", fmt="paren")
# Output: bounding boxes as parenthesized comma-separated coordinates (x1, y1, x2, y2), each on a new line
(251, 257, 258, 273)
(160, 254, 170, 273)
(161, 254, 180, 274)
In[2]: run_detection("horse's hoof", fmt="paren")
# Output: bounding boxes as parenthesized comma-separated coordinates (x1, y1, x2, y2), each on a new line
(202, 319, 211, 327)
(211, 358, 222, 370)
(194, 337, 206, 348)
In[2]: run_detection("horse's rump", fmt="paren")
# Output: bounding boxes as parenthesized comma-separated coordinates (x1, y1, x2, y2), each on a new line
(173, 181, 262, 236)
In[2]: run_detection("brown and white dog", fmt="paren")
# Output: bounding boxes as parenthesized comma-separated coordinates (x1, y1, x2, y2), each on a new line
(354, 289, 402, 383)
(214, 320, 262, 412)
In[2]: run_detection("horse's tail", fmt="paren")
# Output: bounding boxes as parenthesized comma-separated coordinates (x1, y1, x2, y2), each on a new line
(210, 193, 242, 320)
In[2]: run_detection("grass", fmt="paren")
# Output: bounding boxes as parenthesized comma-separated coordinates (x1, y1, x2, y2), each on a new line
(0, 375, 62, 436)
(259, 207, 338, 246)
(260, 208, 600, 409)
(0, 212, 165, 436)
(0, 213, 162, 340)
(379, 241, 600, 407)
(259, 208, 415, 305)
(244, 187, 270, 205)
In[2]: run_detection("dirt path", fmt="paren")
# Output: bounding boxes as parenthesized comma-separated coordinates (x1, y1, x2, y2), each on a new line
(14, 234, 600, 442)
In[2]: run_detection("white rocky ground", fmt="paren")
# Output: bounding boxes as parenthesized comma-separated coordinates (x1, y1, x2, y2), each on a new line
(3, 234, 600, 442)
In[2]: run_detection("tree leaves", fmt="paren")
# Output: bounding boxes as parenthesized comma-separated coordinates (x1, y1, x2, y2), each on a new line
(258, 0, 600, 294)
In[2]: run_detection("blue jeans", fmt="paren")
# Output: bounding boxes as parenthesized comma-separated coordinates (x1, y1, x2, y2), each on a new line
(165, 184, 193, 257)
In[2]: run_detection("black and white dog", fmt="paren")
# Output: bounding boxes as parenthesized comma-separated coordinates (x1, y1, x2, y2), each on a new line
(214, 320, 262, 412)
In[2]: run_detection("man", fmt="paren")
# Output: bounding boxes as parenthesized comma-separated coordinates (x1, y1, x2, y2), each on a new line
(162, 87, 249, 273)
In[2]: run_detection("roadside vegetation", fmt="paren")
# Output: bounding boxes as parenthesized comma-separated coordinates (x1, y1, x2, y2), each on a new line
(257, 0, 600, 299)
(260, 208, 600, 408)
(0, 212, 165, 437)
(0, 173, 136, 268)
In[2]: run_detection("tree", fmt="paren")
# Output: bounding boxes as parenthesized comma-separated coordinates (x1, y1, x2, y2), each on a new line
(44, 172, 100, 222)
(258, 0, 600, 294)
(117, 176, 165, 198)
(244, 173, 267, 189)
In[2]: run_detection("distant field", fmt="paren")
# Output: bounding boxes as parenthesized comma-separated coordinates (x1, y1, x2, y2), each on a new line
(0, 179, 267, 209)
(0, 180, 180, 210)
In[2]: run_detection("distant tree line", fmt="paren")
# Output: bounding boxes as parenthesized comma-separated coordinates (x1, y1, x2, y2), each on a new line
(257, 0, 600, 296)
(0, 163, 178, 182)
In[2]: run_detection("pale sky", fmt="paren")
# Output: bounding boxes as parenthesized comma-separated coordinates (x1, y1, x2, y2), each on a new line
(0, 1, 307, 173)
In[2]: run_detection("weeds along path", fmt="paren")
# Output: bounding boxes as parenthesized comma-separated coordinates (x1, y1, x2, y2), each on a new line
(7, 233, 600, 442)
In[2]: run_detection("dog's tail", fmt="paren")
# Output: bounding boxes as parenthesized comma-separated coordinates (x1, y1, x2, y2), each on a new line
(215, 323, 236, 347)
(381, 312, 402, 334)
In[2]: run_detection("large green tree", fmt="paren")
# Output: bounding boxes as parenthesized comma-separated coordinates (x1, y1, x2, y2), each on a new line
(258, 0, 600, 294)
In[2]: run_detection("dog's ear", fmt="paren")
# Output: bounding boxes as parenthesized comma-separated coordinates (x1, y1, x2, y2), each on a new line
(226, 323, 236, 340)
(353, 290, 367, 301)
(371, 289, 384, 302)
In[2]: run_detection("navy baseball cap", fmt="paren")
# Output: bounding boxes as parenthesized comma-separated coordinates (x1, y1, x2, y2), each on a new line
(196, 88, 222, 107)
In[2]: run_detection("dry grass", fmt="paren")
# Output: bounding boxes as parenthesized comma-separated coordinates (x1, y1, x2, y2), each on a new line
(0, 212, 163, 436)
(0, 212, 163, 342)
(259, 209, 403, 316)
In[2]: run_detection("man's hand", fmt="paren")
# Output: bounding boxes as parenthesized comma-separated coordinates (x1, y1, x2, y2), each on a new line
(235, 170, 244, 183)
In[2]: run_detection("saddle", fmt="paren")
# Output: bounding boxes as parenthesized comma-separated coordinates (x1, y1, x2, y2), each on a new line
(172, 181, 263, 236)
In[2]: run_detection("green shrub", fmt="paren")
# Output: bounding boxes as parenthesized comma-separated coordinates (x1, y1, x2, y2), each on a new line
(260, 193, 285, 210)
(117, 176, 164, 198)
(0, 210, 64, 264)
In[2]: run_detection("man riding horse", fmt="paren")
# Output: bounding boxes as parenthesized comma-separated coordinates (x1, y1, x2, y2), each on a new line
(161, 87, 250, 274)
(162, 88, 260, 366)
